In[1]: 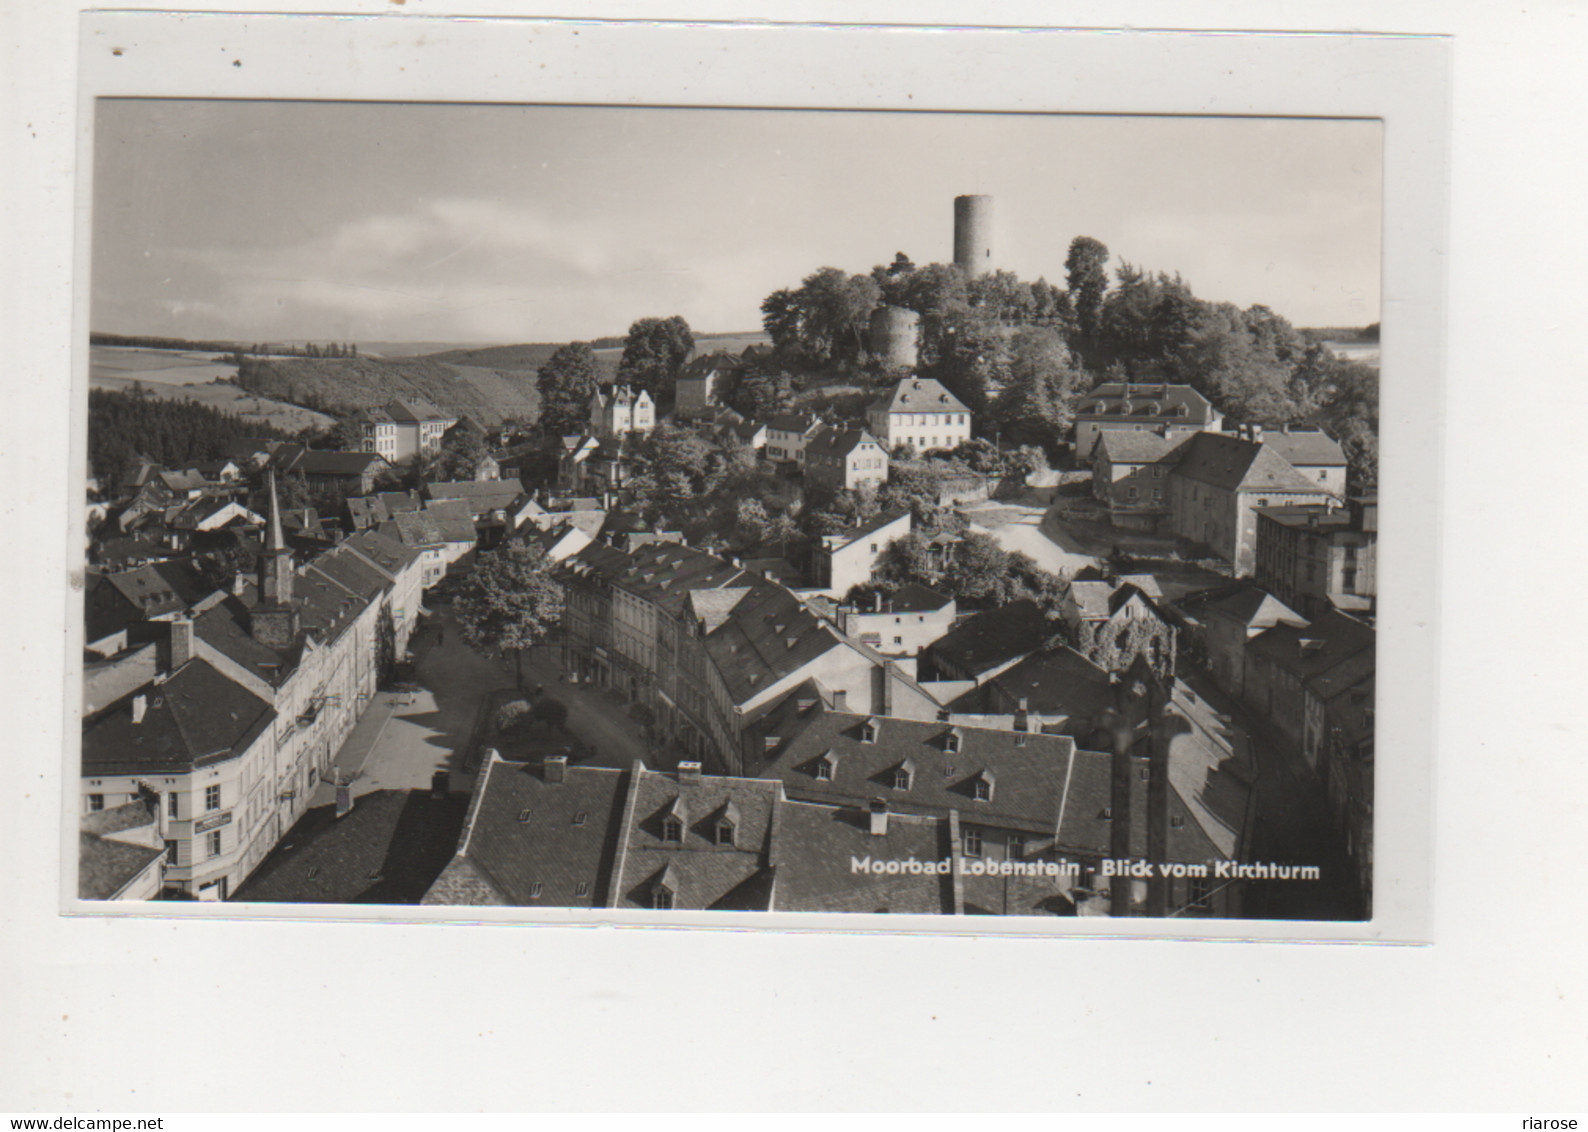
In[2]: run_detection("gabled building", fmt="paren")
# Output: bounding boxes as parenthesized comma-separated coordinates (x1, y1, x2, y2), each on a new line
(1162, 432, 1338, 577)
(351, 399, 457, 466)
(674, 353, 738, 420)
(1059, 580, 1177, 676)
(1074, 380, 1222, 462)
(274, 448, 393, 495)
(1252, 425, 1350, 498)
(865, 377, 973, 454)
(763, 413, 824, 465)
(1090, 430, 1180, 529)
(1254, 496, 1378, 620)
(803, 427, 889, 494)
(1173, 584, 1308, 698)
(831, 583, 955, 658)
(812, 509, 911, 598)
(923, 599, 1051, 686)
(589, 384, 655, 440)
(1242, 607, 1375, 753)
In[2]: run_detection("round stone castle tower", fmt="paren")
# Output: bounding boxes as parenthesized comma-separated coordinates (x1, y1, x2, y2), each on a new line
(953, 194, 995, 276)
(868, 305, 920, 370)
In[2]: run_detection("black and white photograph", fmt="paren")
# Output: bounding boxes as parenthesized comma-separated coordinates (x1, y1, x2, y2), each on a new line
(76, 99, 1384, 924)
(12, 2, 1588, 1116)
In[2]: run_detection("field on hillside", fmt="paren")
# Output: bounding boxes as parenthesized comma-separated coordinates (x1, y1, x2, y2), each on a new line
(90, 346, 239, 387)
(92, 372, 335, 434)
(235, 354, 537, 424)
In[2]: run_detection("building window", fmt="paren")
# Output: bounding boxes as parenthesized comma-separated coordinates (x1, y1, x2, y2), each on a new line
(208, 830, 223, 858)
(575, 882, 589, 897)
(716, 821, 736, 847)
(662, 818, 683, 843)
(653, 887, 674, 910)
(892, 766, 912, 791)
(164, 840, 178, 866)
(815, 759, 833, 782)
(1009, 833, 1025, 858)
(1188, 874, 1213, 912)
(168, 792, 179, 819)
(205, 785, 221, 812)
(973, 779, 992, 802)
(88, 794, 104, 812)
(963, 828, 983, 857)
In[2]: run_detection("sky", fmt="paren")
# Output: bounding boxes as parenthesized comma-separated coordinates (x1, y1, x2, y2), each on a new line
(90, 100, 1382, 346)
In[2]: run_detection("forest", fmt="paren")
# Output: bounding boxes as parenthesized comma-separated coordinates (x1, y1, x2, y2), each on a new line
(87, 387, 288, 481)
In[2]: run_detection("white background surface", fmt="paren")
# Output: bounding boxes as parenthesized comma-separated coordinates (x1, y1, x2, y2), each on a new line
(3, 0, 1585, 1112)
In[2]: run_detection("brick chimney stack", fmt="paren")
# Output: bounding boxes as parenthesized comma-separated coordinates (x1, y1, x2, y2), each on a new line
(170, 617, 194, 670)
(544, 755, 567, 784)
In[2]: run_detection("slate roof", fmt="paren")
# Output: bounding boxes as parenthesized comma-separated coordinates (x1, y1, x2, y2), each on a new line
(766, 413, 820, 434)
(872, 377, 969, 415)
(342, 529, 422, 579)
(296, 450, 390, 477)
(1253, 503, 1358, 531)
(1260, 428, 1347, 468)
(822, 509, 910, 553)
(980, 647, 1116, 734)
(346, 495, 389, 531)
(1077, 381, 1215, 422)
(805, 426, 885, 460)
(702, 578, 846, 707)
(886, 582, 953, 613)
(375, 491, 423, 516)
(927, 599, 1049, 680)
(384, 398, 453, 424)
(194, 596, 302, 686)
(1183, 584, 1304, 630)
(82, 658, 276, 775)
(427, 757, 629, 907)
(563, 541, 747, 622)
(423, 499, 480, 543)
(772, 802, 955, 914)
(685, 587, 754, 634)
(236, 789, 472, 905)
(1168, 432, 1322, 494)
(752, 707, 1077, 836)
(1092, 430, 1182, 464)
(307, 544, 392, 605)
(1067, 581, 1116, 621)
(1246, 607, 1376, 681)
(78, 831, 163, 900)
(611, 767, 781, 911)
(85, 562, 211, 642)
(385, 512, 445, 550)
(424, 479, 528, 516)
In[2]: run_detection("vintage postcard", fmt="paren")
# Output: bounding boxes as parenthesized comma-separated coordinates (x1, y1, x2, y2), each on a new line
(65, 15, 1445, 941)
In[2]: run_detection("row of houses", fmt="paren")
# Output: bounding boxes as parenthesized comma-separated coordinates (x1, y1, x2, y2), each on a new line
(427, 654, 1252, 918)
(78, 473, 428, 901)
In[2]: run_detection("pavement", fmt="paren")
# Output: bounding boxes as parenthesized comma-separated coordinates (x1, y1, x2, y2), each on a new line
(505, 645, 653, 771)
(960, 498, 1099, 577)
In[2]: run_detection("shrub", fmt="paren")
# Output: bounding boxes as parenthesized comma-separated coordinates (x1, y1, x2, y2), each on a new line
(495, 699, 533, 735)
(532, 697, 570, 729)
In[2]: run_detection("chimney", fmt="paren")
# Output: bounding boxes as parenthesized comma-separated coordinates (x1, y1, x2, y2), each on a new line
(832, 689, 847, 711)
(868, 798, 889, 836)
(678, 761, 703, 783)
(936, 708, 951, 722)
(131, 694, 147, 724)
(170, 617, 194, 669)
(233, 572, 249, 597)
(874, 591, 883, 613)
(1014, 696, 1030, 732)
(544, 755, 567, 784)
(1249, 424, 1263, 444)
(882, 660, 898, 716)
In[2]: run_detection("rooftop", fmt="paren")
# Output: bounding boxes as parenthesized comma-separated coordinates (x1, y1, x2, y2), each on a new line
(927, 599, 1050, 679)
(82, 657, 276, 775)
(872, 377, 969, 416)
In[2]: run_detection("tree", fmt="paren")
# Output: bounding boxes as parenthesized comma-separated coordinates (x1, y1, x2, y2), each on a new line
(760, 268, 881, 368)
(535, 342, 600, 438)
(432, 418, 491, 481)
(617, 316, 694, 403)
(453, 543, 564, 688)
(1065, 236, 1111, 368)
(994, 325, 1083, 449)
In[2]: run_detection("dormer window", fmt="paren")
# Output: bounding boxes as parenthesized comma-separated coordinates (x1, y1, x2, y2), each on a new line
(892, 759, 914, 791)
(662, 817, 683, 843)
(653, 886, 674, 910)
(716, 820, 736, 847)
(861, 719, 879, 743)
(973, 774, 994, 802)
(814, 753, 837, 781)
(944, 729, 962, 754)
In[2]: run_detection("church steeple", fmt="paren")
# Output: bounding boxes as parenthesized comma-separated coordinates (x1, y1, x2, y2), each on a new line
(258, 468, 294, 606)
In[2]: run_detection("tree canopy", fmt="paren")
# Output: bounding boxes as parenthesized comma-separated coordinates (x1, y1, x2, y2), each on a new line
(616, 316, 694, 403)
(535, 342, 600, 438)
(453, 543, 565, 688)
